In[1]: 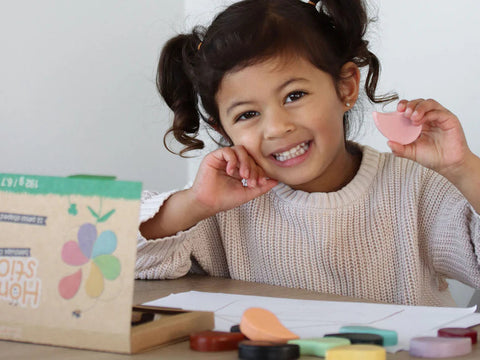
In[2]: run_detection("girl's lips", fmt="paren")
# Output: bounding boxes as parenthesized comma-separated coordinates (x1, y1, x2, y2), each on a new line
(272, 141, 309, 158)
(271, 140, 307, 155)
(270, 141, 312, 167)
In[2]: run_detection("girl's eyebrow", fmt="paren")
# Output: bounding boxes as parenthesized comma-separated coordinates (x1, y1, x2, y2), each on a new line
(225, 77, 308, 116)
(226, 100, 255, 117)
(278, 77, 308, 91)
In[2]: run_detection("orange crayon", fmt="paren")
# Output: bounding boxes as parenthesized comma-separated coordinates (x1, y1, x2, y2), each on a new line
(240, 307, 299, 343)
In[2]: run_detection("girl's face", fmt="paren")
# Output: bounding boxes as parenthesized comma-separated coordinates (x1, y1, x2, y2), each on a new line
(216, 55, 360, 193)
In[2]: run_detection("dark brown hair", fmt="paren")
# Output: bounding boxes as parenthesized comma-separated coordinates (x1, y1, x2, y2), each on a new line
(158, 0, 396, 156)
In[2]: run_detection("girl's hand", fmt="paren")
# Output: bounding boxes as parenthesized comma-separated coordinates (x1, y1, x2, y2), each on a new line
(189, 145, 278, 215)
(387, 99, 473, 178)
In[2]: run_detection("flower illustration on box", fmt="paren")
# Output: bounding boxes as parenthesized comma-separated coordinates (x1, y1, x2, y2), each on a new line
(58, 222, 121, 300)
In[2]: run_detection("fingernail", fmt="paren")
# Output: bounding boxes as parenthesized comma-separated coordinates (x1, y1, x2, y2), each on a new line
(412, 111, 419, 121)
(405, 108, 413, 116)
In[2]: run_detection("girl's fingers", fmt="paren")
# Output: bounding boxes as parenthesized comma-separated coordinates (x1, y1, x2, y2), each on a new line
(256, 166, 270, 186)
(231, 146, 253, 180)
(419, 109, 458, 131)
(397, 98, 424, 113)
(230, 146, 269, 188)
(250, 178, 278, 196)
(408, 99, 442, 124)
(398, 98, 425, 117)
(387, 140, 412, 159)
(211, 145, 272, 189)
(247, 158, 273, 188)
(398, 99, 452, 126)
(217, 147, 239, 177)
(396, 99, 410, 112)
(210, 147, 244, 180)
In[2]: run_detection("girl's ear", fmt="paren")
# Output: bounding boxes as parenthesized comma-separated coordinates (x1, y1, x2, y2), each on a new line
(338, 62, 360, 110)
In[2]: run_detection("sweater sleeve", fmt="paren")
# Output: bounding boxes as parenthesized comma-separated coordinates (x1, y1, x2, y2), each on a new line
(134, 190, 229, 280)
(422, 172, 480, 289)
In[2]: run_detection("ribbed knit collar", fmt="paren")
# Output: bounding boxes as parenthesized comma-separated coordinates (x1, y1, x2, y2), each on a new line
(271, 145, 380, 209)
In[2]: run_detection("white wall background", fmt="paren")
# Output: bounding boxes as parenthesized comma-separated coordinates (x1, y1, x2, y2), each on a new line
(0, 0, 186, 192)
(361, 0, 480, 155)
(1, 0, 478, 305)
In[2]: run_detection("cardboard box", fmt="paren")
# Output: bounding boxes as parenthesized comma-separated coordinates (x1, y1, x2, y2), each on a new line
(130, 305, 214, 354)
(0, 173, 214, 353)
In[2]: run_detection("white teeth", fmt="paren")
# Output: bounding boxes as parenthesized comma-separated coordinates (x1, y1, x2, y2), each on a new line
(273, 142, 309, 162)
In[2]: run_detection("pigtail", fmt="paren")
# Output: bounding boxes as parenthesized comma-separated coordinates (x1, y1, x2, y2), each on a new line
(361, 50, 397, 103)
(318, 0, 397, 104)
(157, 30, 205, 156)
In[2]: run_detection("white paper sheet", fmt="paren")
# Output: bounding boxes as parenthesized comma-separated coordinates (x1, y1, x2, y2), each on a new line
(144, 291, 479, 353)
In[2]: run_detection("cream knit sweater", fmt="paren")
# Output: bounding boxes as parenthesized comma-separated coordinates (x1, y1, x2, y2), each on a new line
(135, 145, 480, 306)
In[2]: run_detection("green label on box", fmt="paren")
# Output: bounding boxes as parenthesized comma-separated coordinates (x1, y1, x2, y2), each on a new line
(0, 174, 142, 199)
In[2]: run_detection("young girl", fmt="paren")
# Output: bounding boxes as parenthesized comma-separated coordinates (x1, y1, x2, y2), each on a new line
(136, 0, 480, 307)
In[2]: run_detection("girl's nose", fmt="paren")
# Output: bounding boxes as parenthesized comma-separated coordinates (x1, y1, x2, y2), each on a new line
(263, 109, 295, 140)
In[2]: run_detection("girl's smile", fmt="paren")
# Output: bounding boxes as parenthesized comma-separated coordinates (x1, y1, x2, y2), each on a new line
(216, 55, 361, 193)
(271, 140, 311, 166)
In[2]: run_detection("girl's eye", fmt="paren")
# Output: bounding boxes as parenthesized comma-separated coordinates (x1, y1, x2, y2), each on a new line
(236, 111, 259, 122)
(285, 91, 306, 103)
